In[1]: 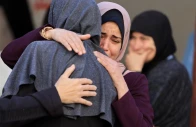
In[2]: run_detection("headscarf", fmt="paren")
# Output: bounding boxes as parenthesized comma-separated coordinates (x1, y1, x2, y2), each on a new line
(49, 0, 101, 44)
(98, 2, 131, 75)
(102, 9, 124, 44)
(2, 0, 117, 125)
(130, 10, 176, 73)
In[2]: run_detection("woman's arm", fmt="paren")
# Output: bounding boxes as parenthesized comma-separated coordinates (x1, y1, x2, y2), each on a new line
(0, 87, 63, 123)
(112, 73, 154, 127)
(0, 64, 96, 123)
(1, 25, 50, 69)
(1, 26, 90, 69)
(93, 52, 154, 127)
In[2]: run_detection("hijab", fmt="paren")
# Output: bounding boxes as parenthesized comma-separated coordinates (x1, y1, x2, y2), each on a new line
(98, 2, 131, 75)
(130, 10, 176, 73)
(102, 9, 124, 44)
(2, 0, 117, 125)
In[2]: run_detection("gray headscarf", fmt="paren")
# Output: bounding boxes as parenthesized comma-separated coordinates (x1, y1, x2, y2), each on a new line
(1, 0, 117, 125)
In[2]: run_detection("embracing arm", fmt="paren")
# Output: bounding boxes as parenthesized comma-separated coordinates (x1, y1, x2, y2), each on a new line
(112, 73, 154, 127)
(1, 24, 51, 69)
(93, 51, 154, 127)
(1, 25, 90, 69)
(0, 87, 63, 123)
(0, 64, 96, 126)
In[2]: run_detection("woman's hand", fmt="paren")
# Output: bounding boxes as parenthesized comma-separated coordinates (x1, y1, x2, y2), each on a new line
(125, 46, 150, 72)
(125, 50, 146, 72)
(94, 51, 129, 99)
(55, 65, 97, 106)
(45, 28, 90, 55)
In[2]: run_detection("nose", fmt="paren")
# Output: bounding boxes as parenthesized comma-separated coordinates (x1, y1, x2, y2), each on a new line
(131, 39, 143, 51)
(100, 38, 109, 52)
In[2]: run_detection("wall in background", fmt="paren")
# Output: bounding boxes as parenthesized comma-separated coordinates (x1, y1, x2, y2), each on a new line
(0, 52, 11, 95)
(0, 0, 51, 51)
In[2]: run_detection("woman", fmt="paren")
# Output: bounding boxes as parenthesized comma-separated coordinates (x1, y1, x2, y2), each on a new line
(0, 65, 96, 122)
(1, 2, 154, 127)
(125, 10, 192, 127)
(2, 0, 116, 126)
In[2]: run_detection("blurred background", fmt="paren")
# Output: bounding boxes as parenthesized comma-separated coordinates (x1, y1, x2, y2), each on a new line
(0, 0, 195, 94)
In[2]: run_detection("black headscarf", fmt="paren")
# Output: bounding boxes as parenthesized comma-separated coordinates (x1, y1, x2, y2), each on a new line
(130, 10, 176, 73)
(102, 9, 124, 43)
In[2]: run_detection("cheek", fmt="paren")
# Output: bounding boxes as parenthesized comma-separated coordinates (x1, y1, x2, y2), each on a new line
(110, 44, 121, 58)
(130, 40, 135, 48)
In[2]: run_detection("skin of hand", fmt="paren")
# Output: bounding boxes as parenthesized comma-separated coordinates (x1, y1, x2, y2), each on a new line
(127, 32, 156, 72)
(94, 51, 129, 99)
(45, 28, 91, 55)
(125, 46, 151, 72)
(55, 64, 97, 106)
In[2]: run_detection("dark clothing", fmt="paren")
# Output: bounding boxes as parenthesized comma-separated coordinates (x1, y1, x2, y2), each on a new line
(1, 26, 153, 127)
(2, 39, 117, 125)
(0, 73, 153, 127)
(146, 57, 192, 127)
(0, 87, 62, 125)
(113, 72, 154, 127)
(1, 25, 46, 69)
(130, 10, 191, 127)
(0, 85, 110, 127)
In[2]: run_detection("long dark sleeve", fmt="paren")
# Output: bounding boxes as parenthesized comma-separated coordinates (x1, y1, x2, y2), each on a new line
(1, 24, 52, 69)
(112, 72, 154, 127)
(0, 87, 63, 123)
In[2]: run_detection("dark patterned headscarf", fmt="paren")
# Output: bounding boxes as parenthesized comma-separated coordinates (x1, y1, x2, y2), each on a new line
(130, 10, 176, 73)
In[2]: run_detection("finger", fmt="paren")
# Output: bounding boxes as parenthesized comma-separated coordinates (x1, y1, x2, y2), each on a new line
(94, 51, 108, 60)
(74, 35, 86, 55)
(66, 34, 79, 53)
(76, 98, 93, 106)
(97, 57, 108, 69)
(68, 33, 83, 55)
(62, 64, 75, 77)
(61, 39, 72, 51)
(78, 34, 91, 41)
(82, 85, 97, 91)
(81, 91, 97, 97)
(77, 78, 93, 85)
(94, 51, 110, 68)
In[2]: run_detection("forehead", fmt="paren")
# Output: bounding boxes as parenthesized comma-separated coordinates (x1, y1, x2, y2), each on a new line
(101, 22, 121, 36)
(132, 32, 151, 38)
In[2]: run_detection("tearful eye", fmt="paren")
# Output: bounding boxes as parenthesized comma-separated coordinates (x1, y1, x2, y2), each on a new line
(112, 39, 121, 43)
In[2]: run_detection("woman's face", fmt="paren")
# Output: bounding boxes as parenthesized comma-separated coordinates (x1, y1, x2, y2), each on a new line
(100, 22, 122, 60)
(130, 32, 156, 63)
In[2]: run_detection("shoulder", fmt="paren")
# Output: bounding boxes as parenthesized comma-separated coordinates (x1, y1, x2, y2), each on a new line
(151, 58, 190, 81)
(124, 72, 147, 83)
(147, 58, 191, 95)
(29, 40, 58, 48)
(124, 72, 148, 92)
(155, 58, 187, 73)
(27, 41, 64, 53)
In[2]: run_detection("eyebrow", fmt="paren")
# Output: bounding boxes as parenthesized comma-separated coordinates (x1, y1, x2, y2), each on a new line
(112, 35, 121, 40)
(101, 32, 122, 40)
